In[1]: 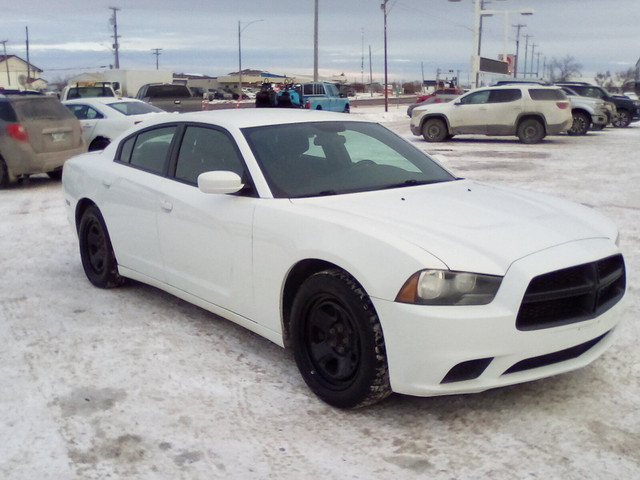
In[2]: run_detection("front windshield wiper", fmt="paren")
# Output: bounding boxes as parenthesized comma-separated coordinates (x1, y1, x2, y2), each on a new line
(380, 179, 451, 190)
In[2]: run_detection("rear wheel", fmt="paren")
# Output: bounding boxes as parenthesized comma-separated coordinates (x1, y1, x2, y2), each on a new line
(517, 118, 545, 144)
(612, 110, 631, 128)
(290, 269, 391, 408)
(78, 205, 123, 288)
(343, 104, 350, 113)
(421, 118, 448, 142)
(568, 111, 590, 135)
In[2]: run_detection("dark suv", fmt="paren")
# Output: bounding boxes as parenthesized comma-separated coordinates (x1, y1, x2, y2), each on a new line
(555, 82, 640, 127)
(0, 92, 84, 186)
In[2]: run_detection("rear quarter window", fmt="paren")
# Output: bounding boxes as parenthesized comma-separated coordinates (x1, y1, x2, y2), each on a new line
(529, 89, 566, 101)
(0, 101, 18, 122)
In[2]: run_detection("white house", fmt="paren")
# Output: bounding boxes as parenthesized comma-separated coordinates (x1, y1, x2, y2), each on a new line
(0, 55, 46, 91)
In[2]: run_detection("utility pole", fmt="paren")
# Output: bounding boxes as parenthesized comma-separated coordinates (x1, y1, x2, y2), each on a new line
(109, 7, 121, 69)
(1, 40, 10, 85)
(313, 0, 319, 82)
(530, 43, 537, 78)
(25, 27, 30, 86)
(151, 48, 162, 70)
(381, 0, 388, 112)
(512, 23, 526, 78)
(523, 34, 533, 78)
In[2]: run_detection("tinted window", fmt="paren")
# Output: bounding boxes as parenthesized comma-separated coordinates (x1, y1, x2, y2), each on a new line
(529, 89, 566, 101)
(127, 126, 177, 174)
(459, 90, 490, 105)
(0, 101, 17, 122)
(67, 104, 104, 120)
(146, 85, 191, 98)
(243, 121, 454, 198)
(13, 98, 76, 121)
(488, 89, 521, 103)
(175, 126, 245, 184)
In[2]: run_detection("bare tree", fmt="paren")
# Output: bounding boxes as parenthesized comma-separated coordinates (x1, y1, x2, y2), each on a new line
(548, 55, 583, 82)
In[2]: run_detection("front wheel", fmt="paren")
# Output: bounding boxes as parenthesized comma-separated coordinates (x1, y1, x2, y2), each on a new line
(78, 205, 124, 288)
(568, 111, 590, 135)
(517, 118, 545, 144)
(421, 118, 448, 142)
(612, 110, 631, 128)
(290, 269, 391, 408)
(0, 157, 9, 188)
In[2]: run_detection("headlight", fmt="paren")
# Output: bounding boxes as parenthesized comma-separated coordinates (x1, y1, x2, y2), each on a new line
(395, 269, 502, 305)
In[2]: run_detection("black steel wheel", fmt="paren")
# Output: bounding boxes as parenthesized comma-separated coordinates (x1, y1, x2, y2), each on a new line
(568, 111, 590, 135)
(421, 118, 448, 142)
(517, 118, 545, 144)
(78, 205, 123, 288)
(290, 269, 391, 408)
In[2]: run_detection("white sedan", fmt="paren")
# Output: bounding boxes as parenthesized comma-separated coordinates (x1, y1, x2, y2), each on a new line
(62, 109, 626, 408)
(63, 97, 163, 151)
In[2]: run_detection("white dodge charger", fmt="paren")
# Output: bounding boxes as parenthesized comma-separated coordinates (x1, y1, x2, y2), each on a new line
(62, 109, 626, 408)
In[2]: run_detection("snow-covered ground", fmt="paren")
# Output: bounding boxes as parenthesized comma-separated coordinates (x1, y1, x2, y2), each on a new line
(1, 106, 638, 479)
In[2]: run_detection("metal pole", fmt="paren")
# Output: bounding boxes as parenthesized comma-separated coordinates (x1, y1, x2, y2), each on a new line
(512, 23, 525, 78)
(382, 0, 388, 112)
(1, 40, 10, 85)
(238, 21, 242, 97)
(314, 0, 319, 82)
(109, 7, 120, 69)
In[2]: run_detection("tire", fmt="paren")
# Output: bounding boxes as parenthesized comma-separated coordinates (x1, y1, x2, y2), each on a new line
(0, 156, 9, 188)
(612, 110, 631, 128)
(343, 104, 350, 113)
(89, 137, 111, 151)
(517, 118, 545, 144)
(47, 168, 63, 180)
(568, 111, 590, 136)
(421, 118, 448, 142)
(78, 205, 123, 288)
(290, 269, 391, 408)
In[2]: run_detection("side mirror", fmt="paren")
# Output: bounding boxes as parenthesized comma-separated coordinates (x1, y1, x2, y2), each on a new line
(197, 171, 244, 194)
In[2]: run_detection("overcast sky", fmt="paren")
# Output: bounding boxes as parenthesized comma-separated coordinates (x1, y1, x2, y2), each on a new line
(3, 0, 639, 85)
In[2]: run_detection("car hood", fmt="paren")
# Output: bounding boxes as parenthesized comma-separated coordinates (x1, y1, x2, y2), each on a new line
(291, 179, 616, 275)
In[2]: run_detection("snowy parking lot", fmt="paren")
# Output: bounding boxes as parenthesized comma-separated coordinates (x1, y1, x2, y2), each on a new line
(1, 107, 638, 479)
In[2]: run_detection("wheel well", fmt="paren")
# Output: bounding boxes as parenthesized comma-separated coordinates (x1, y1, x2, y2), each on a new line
(89, 136, 111, 151)
(74, 198, 97, 233)
(571, 108, 589, 117)
(420, 114, 450, 132)
(281, 259, 342, 347)
(517, 114, 547, 133)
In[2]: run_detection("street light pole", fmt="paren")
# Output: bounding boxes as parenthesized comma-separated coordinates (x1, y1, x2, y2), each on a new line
(381, 0, 388, 112)
(238, 19, 263, 99)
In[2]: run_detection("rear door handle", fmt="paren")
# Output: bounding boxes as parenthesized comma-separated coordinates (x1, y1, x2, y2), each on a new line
(160, 200, 173, 212)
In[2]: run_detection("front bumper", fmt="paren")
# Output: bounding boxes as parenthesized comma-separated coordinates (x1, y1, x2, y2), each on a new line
(373, 238, 624, 397)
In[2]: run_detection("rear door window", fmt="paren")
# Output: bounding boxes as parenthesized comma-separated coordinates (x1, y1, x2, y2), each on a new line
(117, 126, 177, 175)
(488, 89, 521, 103)
(529, 89, 566, 101)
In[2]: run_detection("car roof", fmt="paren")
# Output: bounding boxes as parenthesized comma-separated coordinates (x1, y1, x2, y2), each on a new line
(63, 97, 146, 106)
(136, 109, 367, 130)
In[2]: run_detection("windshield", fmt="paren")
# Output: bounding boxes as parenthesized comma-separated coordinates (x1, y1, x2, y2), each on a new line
(107, 101, 164, 115)
(243, 121, 455, 198)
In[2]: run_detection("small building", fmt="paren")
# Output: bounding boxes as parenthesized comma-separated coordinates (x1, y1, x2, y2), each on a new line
(0, 55, 46, 91)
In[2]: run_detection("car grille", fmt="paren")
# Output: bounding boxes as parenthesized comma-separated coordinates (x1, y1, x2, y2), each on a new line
(516, 254, 625, 331)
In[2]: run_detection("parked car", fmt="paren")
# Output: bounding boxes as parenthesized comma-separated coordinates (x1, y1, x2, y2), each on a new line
(556, 87, 609, 134)
(60, 83, 117, 101)
(64, 97, 164, 151)
(62, 109, 626, 408)
(410, 84, 572, 144)
(416, 87, 461, 103)
(555, 82, 640, 128)
(0, 92, 84, 186)
(135, 83, 204, 112)
(407, 91, 461, 117)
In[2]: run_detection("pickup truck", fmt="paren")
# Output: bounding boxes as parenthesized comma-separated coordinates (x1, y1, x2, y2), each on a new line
(60, 83, 116, 101)
(135, 83, 203, 112)
(255, 82, 350, 113)
(301, 82, 350, 112)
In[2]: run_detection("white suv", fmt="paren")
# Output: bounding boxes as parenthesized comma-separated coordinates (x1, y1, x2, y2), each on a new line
(410, 85, 572, 144)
